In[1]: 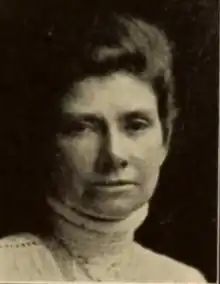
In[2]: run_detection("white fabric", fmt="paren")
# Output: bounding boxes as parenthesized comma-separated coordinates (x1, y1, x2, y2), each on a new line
(47, 196, 148, 234)
(0, 233, 63, 281)
(46, 197, 148, 281)
(0, 199, 207, 282)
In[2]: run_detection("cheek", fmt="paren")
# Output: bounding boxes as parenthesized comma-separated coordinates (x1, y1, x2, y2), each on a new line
(134, 130, 164, 167)
(137, 156, 161, 200)
(58, 135, 100, 176)
(56, 135, 100, 203)
(132, 136, 164, 196)
(135, 152, 161, 184)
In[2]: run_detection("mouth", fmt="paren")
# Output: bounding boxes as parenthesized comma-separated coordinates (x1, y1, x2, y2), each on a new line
(89, 180, 139, 193)
(91, 180, 138, 186)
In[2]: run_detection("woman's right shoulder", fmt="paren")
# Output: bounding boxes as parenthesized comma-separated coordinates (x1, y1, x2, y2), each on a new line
(0, 232, 42, 248)
(0, 233, 61, 281)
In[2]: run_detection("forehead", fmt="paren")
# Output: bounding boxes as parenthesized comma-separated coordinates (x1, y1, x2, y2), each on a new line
(62, 72, 158, 114)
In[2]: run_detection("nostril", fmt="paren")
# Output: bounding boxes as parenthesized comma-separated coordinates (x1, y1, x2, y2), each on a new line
(120, 159, 128, 168)
(95, 148, 128, 174)
(105, 155, 128, 171)
(95, 133, 128, 173)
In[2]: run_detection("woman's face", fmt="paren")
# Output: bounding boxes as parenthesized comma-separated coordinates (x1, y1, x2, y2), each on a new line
(56, 72, 167, 220)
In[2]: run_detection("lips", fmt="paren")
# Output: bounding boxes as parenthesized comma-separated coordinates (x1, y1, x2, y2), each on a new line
(91, 180, 139, 187)
(87, 180, 139, 195)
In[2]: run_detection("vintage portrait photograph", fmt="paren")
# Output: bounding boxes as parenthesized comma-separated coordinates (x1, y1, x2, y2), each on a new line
(0, 0, 218, 282)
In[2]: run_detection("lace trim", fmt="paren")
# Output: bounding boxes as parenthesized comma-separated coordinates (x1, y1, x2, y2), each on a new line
(0, 234, 41, 248)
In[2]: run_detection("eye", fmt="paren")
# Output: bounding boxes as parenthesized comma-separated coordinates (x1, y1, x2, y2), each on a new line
(61, 120, 95, 136)
(72, 120, 94, 134)
(124, 118, 150, 133)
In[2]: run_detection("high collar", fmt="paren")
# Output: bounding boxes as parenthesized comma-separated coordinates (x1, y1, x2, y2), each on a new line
(47, 197, 148, 262)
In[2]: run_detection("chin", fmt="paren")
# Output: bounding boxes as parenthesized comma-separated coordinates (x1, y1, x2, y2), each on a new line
(78, 199, 145, 221)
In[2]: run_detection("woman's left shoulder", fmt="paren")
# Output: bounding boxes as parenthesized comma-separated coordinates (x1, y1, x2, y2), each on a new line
(132, 243, 207, 282)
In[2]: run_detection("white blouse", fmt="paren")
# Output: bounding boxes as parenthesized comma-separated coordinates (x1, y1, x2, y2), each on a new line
(0, 200, 207, 282)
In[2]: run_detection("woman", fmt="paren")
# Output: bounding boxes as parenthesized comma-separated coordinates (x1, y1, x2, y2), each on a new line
(0, 10, 206, 282)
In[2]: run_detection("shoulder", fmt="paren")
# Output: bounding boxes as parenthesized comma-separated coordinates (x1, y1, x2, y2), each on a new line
(0, 233, 61, 281)
(0, 232, 42, 247)
(132, 243, 207, 282)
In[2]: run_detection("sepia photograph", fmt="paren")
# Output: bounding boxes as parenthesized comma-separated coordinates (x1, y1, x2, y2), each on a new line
(0, 0, 218, 282)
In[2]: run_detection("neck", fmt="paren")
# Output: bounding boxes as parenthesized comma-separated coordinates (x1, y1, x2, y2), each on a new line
(47, 197, 148, 261)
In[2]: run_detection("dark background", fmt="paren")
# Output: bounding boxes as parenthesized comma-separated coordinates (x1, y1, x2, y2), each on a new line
(0, 0, 218, 282)
(131, 1, 218, 282)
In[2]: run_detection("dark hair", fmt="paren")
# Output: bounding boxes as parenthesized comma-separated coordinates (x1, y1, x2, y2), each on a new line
(0, 11, 176, 237)
(48, 13, 176, 144)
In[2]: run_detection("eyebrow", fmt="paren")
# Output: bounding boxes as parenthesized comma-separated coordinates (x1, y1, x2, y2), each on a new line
(62, 112, 104, 123)
(119, 110, 156, 121)
(63, 109, 154, 121)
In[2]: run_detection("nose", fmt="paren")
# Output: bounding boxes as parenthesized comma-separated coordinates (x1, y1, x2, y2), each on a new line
(95, 128, 128, 174)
